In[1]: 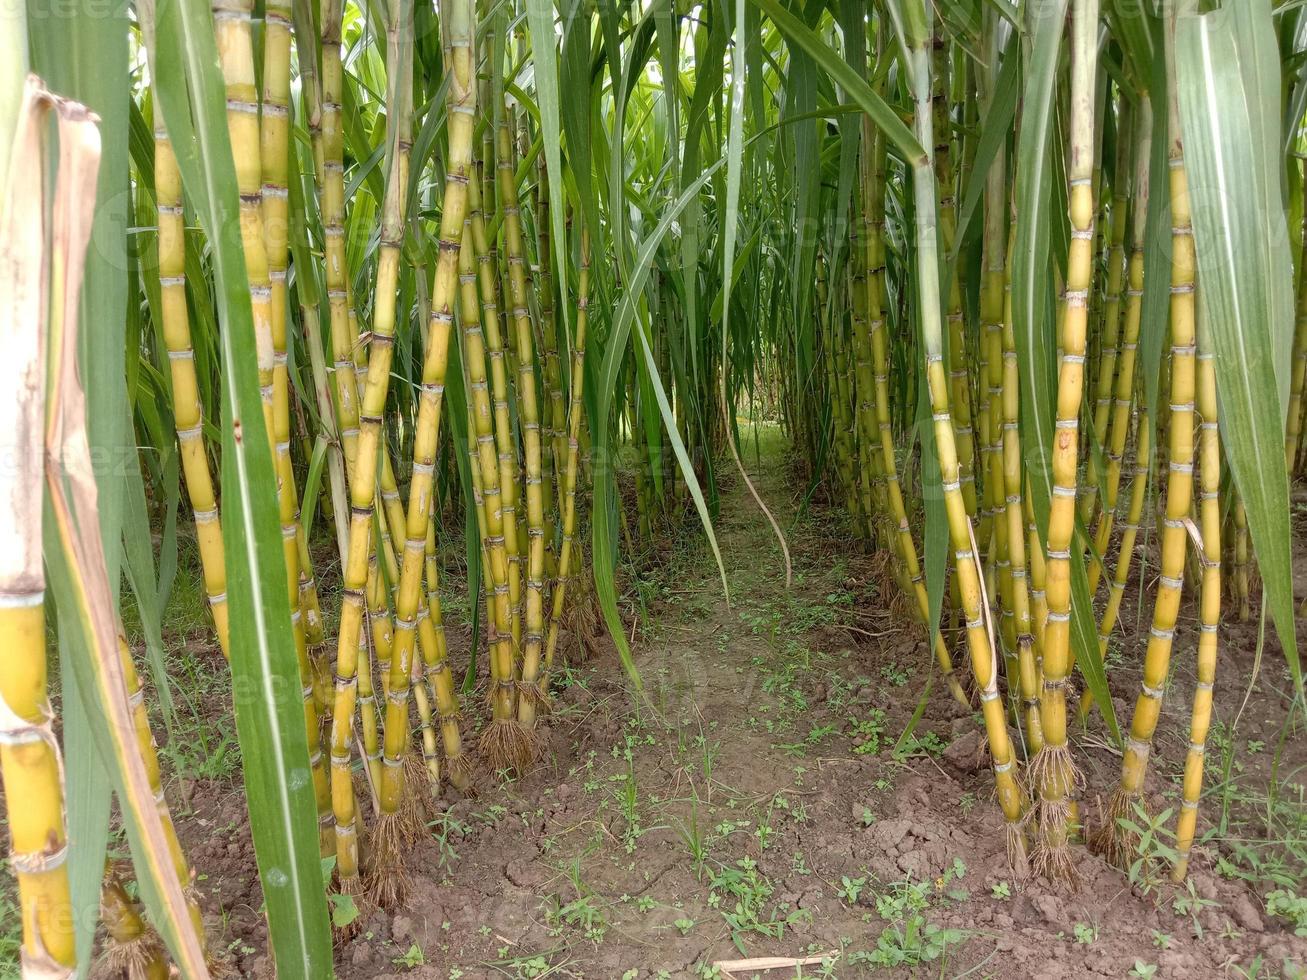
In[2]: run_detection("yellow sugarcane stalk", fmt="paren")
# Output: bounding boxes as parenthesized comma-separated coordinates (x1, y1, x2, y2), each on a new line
(370, 46, 471, 902)
(1025, 490, 1049, 652)
(212, 0, 331, 848)
(355, 607, 382, 790)
(154, 119, 230, 660)
(328, 0, 473, 895)
(1089, 97, 1152, 597)
(1232, 497, 1250, 621)
(100, 866, 169, 980)
(1029, 0, 1098, 883)
(261, 0, 328, 665)
(460, 226, 531, 768)
(978, 115, 1016, 721)
(0, 591, 75, 976)
(497, 106, 548, 728)
(1000, 214, 1043, 754)
(860, 119, 969, 708)
(533, 154, 565, 576)
(931, 31, 978, 523)
(117, 634, 209, 948)
(372, 448, 469, 794)
(1094, 8, 1197, 865)
(1080, 102, 1131, 538)
(1079, 416, 1151, 725)
(0, 81, 75, 971)
(540, 225, 591, 686)
(359, 0, 445, 909)
(1172, 349, 1220, 882)
(466, 171, 523, 656)
(894, 0, 1028, 871)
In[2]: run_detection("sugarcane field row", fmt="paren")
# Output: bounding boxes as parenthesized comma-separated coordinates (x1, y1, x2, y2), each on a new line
(2, 0, 1307, 976)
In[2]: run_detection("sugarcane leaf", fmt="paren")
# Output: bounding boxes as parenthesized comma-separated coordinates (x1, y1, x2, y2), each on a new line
(60, 662, 113, 978)
(28, 81, 211, 976)
(948, 31, 1018, 296)
(300, 436, 330, 542)
(747, 0, 925, 163)
(1137, 18, 1172, 436)
(27, 9, 192, 963)
(121, 458, 179, 739)
(148, 0, 334, 972)
(526, 0, 571, 352)
(1069, 530, 1120, 743)
(1175, 0, 1301, 696)
(1011, 0, 1068, 543)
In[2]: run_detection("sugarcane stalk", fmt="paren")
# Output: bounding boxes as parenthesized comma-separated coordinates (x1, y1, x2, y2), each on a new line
(459, 225, 531, 767)
(100, 867, 169, 980)
(0, 80, 75, 974)
(466, 170, 524, 658)
(891, 0, 1028, 871)
(1232, 496, 1250, 621)
(212, 0, 331, 850)
(1000, 212, 1043, 754)
(860, 116, 969, 709)
(497, 103, 548, 729)
(1029, 0, 1099, 883)
(1094, 1, 1198, 866)
(153, 117, 230, 659)
(534, 152, 565, 577)
(1080, 99, 1132, 540)
(1079, 416, 1152, 725)
(931, 29, 979, 523)
(1089, 97, 1151, 597)
(1172, 344, 1220, 881)
(262, 0, 329, 671)
(327, 0, 473, 896)
(540, 224, 591, 686)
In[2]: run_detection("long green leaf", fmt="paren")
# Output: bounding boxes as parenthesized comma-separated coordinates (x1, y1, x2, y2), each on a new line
(1175, 0, 1301, 696)
(748, 0, 925, 163)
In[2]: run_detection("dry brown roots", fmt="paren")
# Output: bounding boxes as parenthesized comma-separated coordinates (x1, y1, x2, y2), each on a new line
(888, 580, 917, 624)
(398, 751, 437, 844)
(331, 869, 373, 944)
(1024, 743, 1085, 887)
(517, 677, 554, 717)
(1088, 787, 1138, 870)
(366, 810, 411, 910)
(446, 748, 477, 796)
(1005, 820, 1031, 881)
(101, 869, 172, 980)
(479, 717, 537, 774)
(865, 547, 897, 602)
(102, 933, 168, 980)
(561, 571, 603, 660)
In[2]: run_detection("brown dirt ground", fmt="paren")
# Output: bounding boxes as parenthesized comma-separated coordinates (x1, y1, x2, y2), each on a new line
(59, 434, 1307, 978)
